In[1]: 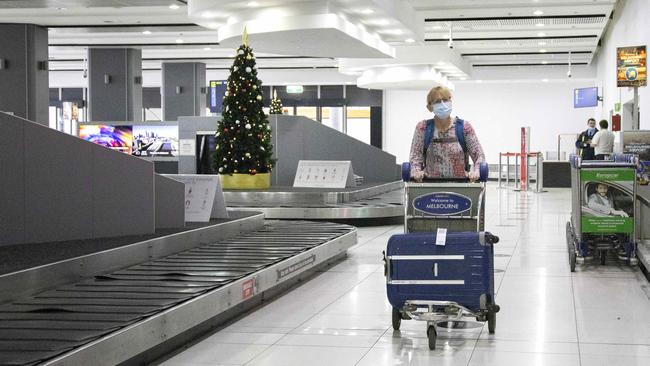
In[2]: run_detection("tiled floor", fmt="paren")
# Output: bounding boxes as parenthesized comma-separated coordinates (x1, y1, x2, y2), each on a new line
(158, 185, 650, 366)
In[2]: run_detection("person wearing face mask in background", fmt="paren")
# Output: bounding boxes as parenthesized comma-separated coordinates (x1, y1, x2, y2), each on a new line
(575, 118, 598, 160)
(409, 86, 486, 182)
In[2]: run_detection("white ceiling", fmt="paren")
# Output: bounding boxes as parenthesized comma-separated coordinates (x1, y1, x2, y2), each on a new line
(0, 0, 616, 85)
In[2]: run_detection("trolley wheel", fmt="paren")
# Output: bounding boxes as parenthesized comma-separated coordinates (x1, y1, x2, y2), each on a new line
(487, 310, 496, 334)
(391, 307, 401, 331)
(427, 325, 437, 350)
(599, 250, 607, 265)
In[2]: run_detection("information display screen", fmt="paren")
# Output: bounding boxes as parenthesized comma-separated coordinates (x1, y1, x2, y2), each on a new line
(617, 46, 647, 87)
(79, 125, 133, 154)
(574, 87, 598, 108)
(209, 80, 227, 113)
(132, 125, 179, 157)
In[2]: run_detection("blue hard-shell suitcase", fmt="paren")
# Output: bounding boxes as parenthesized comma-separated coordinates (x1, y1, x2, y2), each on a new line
(385, 231, 498, 313)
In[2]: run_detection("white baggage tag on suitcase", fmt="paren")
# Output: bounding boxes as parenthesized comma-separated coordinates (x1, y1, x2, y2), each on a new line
(435, 228, 447, 246)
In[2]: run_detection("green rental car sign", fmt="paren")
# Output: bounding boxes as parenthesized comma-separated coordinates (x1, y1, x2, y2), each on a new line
(580, 169, 635, 233)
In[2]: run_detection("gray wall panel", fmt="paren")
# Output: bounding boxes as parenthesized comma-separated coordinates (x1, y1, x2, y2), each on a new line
(155, 174, 185, 229)
(272, 116, 398, 185)
(0, 113, 25, 245)
(162, 63, 206, 121)
(0, 24, 48, 125)
(23, 123, 94, 243)
(92, 147, 155, 238)
(0, 113, 162, 246)
(88, 48, 142, 122)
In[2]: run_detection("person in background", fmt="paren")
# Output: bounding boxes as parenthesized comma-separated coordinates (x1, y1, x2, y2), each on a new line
(591, 119, 615, 160)
(575, 118, 598, 160)
(409, 86, 486, 182)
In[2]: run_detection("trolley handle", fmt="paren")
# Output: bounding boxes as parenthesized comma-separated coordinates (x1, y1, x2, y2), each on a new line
(401, 162, 489, 183)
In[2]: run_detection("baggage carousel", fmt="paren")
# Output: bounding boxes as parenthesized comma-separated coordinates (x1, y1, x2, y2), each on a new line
(0, 214, 356, 366)
(224, 181, 404, 219)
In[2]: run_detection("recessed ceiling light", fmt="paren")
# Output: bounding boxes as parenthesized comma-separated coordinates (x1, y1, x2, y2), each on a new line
(175, 38, 184, 43)
(536, 22, 545, 27)
(361, 8, 374, 14)
(533, 10, 544, 16)
(169, 4, 180, 10)
(539, 49, 547, 53)
(405, 38, 415, 43)
(247, 1, 259, 7)
(537, 32, 546, 37)
(142, 30, 152, 35)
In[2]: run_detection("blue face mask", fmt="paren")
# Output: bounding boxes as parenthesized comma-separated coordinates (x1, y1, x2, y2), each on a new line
(433, 101, 452, 119)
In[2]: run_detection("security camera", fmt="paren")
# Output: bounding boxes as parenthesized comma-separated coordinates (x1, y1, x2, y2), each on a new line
(448, 40, 454, 49)
(567, 70, 572, 78)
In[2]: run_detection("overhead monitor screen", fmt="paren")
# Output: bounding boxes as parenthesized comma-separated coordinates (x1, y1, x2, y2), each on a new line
(78, 125, 133, 154)
(574, 87, 598, 108)
(132, 125, 179, 157)
(209, 80, 227, 114)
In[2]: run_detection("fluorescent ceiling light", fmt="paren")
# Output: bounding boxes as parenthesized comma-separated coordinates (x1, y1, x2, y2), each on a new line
(142, 30, 152, 35)
(533, 10, 544, 16)
(248, 1, 260, 7)
(169, 4, 180, 10)
(542, 79, 549, 82)
(542, 60, 548, 64)
(536, 23, 545, 27)
(539, 49, 547, 53)
(175, 38, 184, 43)
(460, 77, 467, 80)
(538, 41, 547, 46)
(537, 32, 546, 37)
(405, 38, 415, 43)
(203, 47, 212, 51)
(361, 9, 374, 14)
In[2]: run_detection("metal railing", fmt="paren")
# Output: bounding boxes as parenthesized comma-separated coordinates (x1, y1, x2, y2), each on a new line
(498, 152, 545, 192)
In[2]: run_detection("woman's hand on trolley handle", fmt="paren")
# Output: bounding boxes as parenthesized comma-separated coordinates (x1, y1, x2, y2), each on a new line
(412, 170, 425, 183)
(466, 170, 480, 182)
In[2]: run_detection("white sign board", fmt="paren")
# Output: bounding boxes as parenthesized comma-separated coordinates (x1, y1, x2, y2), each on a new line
(164, 174, 228, 222)
(179, 139, 196, 156)
(293, 160, 356, 188)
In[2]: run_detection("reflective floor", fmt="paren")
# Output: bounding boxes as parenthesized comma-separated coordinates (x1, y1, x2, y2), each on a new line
(159, 185, 650, 366)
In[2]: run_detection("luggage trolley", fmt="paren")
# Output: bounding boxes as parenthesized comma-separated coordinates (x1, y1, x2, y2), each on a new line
(383, 162, 500, 350)
(566, 154, 638, 271)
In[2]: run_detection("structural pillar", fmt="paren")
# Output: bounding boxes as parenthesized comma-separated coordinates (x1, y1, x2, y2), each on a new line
(88, 48, 143, 122)
(162, 62, 206, 121)
(0, 24, 49, 125)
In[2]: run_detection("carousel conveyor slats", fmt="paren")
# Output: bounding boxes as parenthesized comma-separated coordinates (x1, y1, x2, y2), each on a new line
(0, 220, 356, 366)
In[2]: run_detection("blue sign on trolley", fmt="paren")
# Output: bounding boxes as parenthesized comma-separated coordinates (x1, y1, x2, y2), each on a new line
(413, 192, 472, 216)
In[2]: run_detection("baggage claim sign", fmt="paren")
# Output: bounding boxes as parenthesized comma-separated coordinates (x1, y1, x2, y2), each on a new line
(617, 46, 647, 87)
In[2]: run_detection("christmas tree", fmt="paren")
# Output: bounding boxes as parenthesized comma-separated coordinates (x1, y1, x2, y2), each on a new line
(213, 30, 274, 177)
(269, 90, 283, 114)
